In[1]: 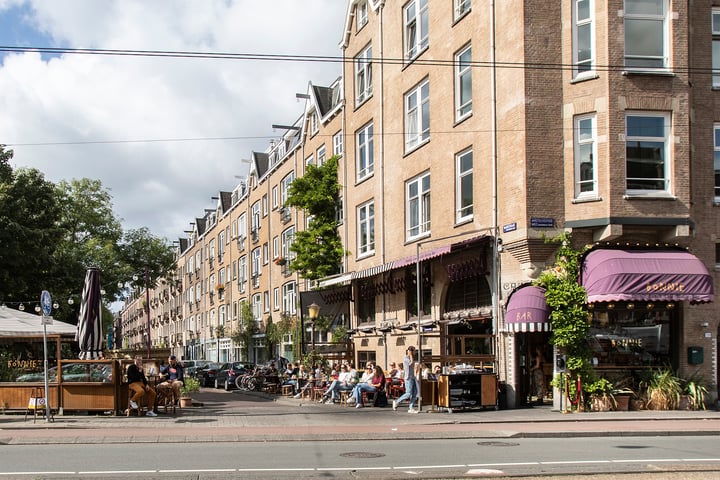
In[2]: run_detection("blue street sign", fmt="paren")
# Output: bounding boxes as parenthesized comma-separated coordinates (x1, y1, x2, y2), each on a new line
(40, 290, 52, 316)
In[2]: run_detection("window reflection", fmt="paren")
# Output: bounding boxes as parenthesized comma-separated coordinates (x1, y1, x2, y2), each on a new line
(588, 304, 672, 367)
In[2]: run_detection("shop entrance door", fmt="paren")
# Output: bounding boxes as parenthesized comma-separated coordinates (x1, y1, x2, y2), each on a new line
(515, 332, 551, 407)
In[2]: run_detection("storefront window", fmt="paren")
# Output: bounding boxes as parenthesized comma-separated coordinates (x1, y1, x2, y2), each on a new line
(0, 338, 77, 383)
(588, 303, 674, 368)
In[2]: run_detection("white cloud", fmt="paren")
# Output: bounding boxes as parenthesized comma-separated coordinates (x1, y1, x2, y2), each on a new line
(0, 0, 347, 240)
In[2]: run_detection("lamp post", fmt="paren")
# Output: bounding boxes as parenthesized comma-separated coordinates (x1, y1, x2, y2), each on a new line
(308, 303, 320, 352)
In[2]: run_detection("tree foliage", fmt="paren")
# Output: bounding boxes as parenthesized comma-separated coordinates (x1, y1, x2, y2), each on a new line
(284, 156, 344, 280)
(0, 146, 175, 326)
(231, 301, 257, 361)
(535, 233, 594, 393)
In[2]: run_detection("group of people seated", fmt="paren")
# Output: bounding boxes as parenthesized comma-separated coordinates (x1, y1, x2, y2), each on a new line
(281, 346, 433, 412)
(126, 355, 185, 417)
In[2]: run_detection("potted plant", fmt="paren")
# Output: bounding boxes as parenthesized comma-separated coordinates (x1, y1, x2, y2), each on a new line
(180, 376, 200, 408)
(681, 377, 708, 411)
(585, 377, 614, 412)
(642, 368, 682, 411)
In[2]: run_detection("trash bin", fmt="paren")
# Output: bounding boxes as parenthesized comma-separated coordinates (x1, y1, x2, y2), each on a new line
(497, 382, 508, 410)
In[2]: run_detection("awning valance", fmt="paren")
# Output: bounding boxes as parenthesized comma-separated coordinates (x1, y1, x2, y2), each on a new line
(504, 285, 551, 333)
(581, 249, 714, 304)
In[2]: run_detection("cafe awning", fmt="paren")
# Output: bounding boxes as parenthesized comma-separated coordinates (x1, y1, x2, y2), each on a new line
(581, 249, 714, 304)
(504, 285, 551, 333)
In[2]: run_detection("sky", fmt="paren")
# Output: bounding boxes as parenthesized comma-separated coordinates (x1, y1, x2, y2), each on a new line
(0, 0, 348, 242)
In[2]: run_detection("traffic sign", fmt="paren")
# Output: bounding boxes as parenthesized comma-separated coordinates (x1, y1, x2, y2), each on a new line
(40, 290, 52, 316)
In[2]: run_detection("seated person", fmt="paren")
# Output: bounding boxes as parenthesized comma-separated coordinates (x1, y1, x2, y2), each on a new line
(386, 362, 398, 380)
(322, 364, 355, 403)
(158, 355, 184, 401)
(349, 365, 385, 409)
(293, 371, 319, 399)
(127, 356, 157, 417)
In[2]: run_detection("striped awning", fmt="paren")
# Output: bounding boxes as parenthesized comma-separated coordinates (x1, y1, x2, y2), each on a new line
(318, 273, 352, 288)
(351, 262, 394, 280)
(503, 285, 551, 333)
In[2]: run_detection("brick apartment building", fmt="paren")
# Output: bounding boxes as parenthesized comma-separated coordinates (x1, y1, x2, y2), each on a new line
(118, 0, 718, 408)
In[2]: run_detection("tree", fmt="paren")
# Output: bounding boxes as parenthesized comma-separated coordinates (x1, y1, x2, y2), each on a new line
(0, 146, 12, 183)
(117, 227, 176, 291)
(0, 167, 63, 304)
(231, 301, 257, 361)
(284, 156, 345, 280)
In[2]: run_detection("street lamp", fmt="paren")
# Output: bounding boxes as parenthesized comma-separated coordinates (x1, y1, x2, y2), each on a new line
(308, 303, 320, 352)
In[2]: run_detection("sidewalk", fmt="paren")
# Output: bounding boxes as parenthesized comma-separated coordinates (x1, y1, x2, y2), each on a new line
(2, 388, 720, 445)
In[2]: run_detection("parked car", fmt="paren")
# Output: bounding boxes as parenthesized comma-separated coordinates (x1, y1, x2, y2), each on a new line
(214, 362, 256, 390)
(182, 360, 213, 379)
(195, 362, 222, 387)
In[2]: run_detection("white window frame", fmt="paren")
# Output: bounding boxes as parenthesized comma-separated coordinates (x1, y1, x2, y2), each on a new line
(333, 130, 344, 156)
(573, 0, 594, 78)
(404, 79, 430, 152)
(356, 0, 368, 30)
(625, 111, 671, 195)
(238, 256, 247, 292)
(251, 248, 262, 277)
(456, 148, 473, 223)
(355, 44, 373, 105)
(273, 236, 279, 259)
(714, 124, 720, 203)
(272, 186, 278, 209)
(455, 45, 472, 121)
(310, 112, 318, 135)
(317, 145, 326, 166)
(623, 0, 668, 71)
(356, 122, 374, 181)
(264, 291, 270, 313)
(273, 287, 280, 311)
(357, 200, 375, 258)
(281, 173, 295, 205)
(281, 227, 295, 260)
(282, 282, 297, 314)
(305, 154, 314, 167)
(574, 113, 598, 199)
(252, 294, 262, 322)
(454, 0, 471, 21)
(404, 0, 429, 61)
(251, 202, 260, 233)
(406, 172, 431, 241)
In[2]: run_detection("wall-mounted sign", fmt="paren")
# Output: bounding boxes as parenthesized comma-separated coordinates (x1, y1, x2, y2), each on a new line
(502, 222, 517, 233)
(530, 217, 554, 228)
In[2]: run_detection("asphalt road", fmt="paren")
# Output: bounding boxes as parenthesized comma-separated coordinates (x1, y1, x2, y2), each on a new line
(2, 435, 720, 479)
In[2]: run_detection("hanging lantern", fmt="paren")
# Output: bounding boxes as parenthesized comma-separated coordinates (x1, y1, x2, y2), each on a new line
(607, 303, 615, 310)
(646, 302, 654, 310)
(627, 303, 635, 310)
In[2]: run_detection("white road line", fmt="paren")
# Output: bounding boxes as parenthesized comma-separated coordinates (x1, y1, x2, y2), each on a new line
(541, 460, 612, 465)
(159, 468, 236, 473)
(395, 464, 466, 469)
(468, 462, 539, 467)
(0, 473, 75, 476)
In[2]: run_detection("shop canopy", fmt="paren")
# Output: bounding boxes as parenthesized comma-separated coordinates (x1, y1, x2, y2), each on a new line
(504, 285, 551, 333)
(581, 249, 714, 304)
(0, 307, 76, 337)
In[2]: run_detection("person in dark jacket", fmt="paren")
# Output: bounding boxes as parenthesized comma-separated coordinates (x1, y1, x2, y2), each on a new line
(159, 355, 184, 401)
(127, 356, 157, 416)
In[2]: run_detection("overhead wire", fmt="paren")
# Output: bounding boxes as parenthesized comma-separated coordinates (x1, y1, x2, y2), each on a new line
(0, 44, 706, 147)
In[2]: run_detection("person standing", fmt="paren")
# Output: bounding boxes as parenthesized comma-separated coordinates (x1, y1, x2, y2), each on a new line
(393, 346, 419, 413)
(127, 356, 157, 417)
(531, 347, 547, 405)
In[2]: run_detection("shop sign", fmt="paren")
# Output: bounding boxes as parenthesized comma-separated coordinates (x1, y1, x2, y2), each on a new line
(646, 282, 685, 293)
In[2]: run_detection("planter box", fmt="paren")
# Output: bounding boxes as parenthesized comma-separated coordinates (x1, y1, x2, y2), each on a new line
(614, 394, 630, 411)
(590, 395, 612, 412)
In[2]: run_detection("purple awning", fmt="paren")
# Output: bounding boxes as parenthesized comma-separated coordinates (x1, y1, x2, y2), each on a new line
(504, 285, 551, 333)
(581, 249, 714, 304)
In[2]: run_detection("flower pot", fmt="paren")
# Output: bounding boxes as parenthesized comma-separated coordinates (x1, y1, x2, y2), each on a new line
(614, 394, 630, 411)
(629, 398, 645, 411)
(590, 395, 612, 412)
(180, 397, 193, 408)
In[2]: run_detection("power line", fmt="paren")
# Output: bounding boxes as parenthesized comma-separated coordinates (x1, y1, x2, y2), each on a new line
(0, 45, 715, 75)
